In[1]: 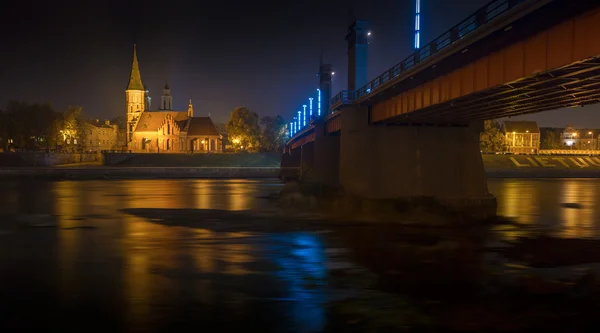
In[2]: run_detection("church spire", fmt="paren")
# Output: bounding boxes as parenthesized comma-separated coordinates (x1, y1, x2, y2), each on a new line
(187, 99, 194, 117)
(127, 44, 144, 91)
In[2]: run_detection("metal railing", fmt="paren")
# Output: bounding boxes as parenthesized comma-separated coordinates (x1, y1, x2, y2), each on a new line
(330, 0, 527, 108)
(330, 90, 356, 107)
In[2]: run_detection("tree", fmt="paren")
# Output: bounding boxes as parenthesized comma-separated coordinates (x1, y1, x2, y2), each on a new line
(226, 106, 260, 151)
(540, 128, 564, 149)
(479, 120, 505, 153)
(259, 115, 288, 152)
(62, 105, 85, 151)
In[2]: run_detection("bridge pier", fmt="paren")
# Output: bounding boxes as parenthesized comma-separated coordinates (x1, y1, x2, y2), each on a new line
(313, 120, 340, 187)
(280, 146, 302, 181)
(338, 105, 496, 219)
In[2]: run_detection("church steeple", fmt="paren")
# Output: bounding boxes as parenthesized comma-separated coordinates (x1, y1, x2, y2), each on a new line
(187, 99, 194, 117)
(125, 44, 146, 147)
(161, 81, 172, 110)
(127, 44, 144, 91)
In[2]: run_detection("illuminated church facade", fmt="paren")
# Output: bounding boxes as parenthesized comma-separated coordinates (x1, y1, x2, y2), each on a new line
(125, 45, 222, 152)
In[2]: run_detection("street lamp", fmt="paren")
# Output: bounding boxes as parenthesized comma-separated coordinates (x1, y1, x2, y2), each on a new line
(302, 105, 307, 127)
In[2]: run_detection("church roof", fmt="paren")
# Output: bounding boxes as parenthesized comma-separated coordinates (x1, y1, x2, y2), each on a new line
(503, 121, 540, 134)
(134, 111, 188, 132)
(186, 117, 220, 136)
(127, 45, 144, 91)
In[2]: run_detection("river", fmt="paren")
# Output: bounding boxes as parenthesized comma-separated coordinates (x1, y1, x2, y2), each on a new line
(0, 178, 598, 331)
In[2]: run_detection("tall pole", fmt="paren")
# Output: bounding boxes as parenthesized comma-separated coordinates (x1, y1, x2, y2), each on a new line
(317, 89, 321, 117)
(297, 111, 301, 130)
(309, 98, 313, 119)
(415, 0, 421, 49)
(302, 105, 307, 127)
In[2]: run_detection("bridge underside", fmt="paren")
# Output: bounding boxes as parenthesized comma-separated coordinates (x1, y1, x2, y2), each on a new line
(377, 56, 600, 124)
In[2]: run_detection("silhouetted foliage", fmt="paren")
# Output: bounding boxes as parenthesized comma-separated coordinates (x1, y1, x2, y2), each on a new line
(540, 128, 564, 149)
(226, 106, 260, 151)
(480, 120, 505, 153)
(259, 115, 288, 152)
(0, 101, 86, 151)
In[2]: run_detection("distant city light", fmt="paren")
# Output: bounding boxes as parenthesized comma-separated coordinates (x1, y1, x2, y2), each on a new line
(367, 31, 372, 36)
(309, 98, 313, 118)
(302, 105, 307, 126)
(317, 89, 321, 117)
(332, 72, 335, 75)
(567, 140, 574, 146)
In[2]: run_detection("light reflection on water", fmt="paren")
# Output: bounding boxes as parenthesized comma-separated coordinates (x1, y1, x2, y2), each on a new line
(489, 178, 600, 240)
(2, 178, 600, 330)
(0, 179, 332, 332)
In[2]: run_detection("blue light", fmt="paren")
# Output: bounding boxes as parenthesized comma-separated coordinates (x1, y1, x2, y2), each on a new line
(415, 0, 421, 50)
(302, 105, 307, 126)
(293, 119, 297, 135)
(289, 122, 293, 137)
(317, 89, 321, 117)
(309, 98, 313, 119)
(297, 111, 301, 129)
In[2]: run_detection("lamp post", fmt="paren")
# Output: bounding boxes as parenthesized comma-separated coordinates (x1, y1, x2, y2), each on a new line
(302, 105, 307, 127)
(317, 89, 321, 117)
(309, 98, 313, 120)
(297, 111, 301, 130)
(588, 131, 594, 150)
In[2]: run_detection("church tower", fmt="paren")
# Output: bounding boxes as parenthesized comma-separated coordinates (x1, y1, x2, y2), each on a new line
(187, 99, 194, 117)
(126, 44, 145, 145)
(161, 82, 173, 110)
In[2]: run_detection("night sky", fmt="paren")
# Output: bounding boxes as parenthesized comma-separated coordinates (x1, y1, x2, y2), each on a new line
(1, 0, 598, 127)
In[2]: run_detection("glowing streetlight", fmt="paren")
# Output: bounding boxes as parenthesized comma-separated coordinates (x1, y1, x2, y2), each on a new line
(415, 0, 421, 49)
(302, 105, 307, 126)
(317, 89, 321, 117)
(297, 111, 301, 129)
(367, 31, 372, 36)
(309, 98, 313, 119)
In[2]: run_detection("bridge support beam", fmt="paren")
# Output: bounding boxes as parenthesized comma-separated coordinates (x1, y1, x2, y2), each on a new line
(280, 146, 302, 181)
(313, 120, 340, 187)
(338, 105, 496, 219)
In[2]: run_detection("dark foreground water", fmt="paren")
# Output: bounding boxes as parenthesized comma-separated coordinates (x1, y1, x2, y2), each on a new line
(1, 178, 600, 332)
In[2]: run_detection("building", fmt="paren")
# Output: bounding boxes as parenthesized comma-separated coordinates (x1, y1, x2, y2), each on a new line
(125, 45, 222, 153)
(561, 126, 600, 150)
(503, 121, 540, 154)
(82, 120, 118, 152)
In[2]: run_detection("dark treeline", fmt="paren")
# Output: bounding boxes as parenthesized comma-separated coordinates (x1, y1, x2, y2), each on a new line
(0, 100, 84, 151)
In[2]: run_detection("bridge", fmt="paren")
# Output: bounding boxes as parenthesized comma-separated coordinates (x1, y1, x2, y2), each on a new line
(282, 0, 600, 218)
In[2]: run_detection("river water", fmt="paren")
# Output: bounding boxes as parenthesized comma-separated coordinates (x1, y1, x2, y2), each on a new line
(0, 178, 598, 331)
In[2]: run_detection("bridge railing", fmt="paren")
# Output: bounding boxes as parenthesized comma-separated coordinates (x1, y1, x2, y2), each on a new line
(330, 0, 526, 109)
(330, 90, 356, 109)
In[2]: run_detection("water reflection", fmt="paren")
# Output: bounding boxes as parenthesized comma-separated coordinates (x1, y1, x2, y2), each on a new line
(489, 178, 600, 239)
(267, 233, 326, 333)
(560, 180, 596, 238)
(4, 178, 600, 330)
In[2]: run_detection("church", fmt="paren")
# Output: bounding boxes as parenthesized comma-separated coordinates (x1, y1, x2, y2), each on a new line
(125, 45, 222, 153)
